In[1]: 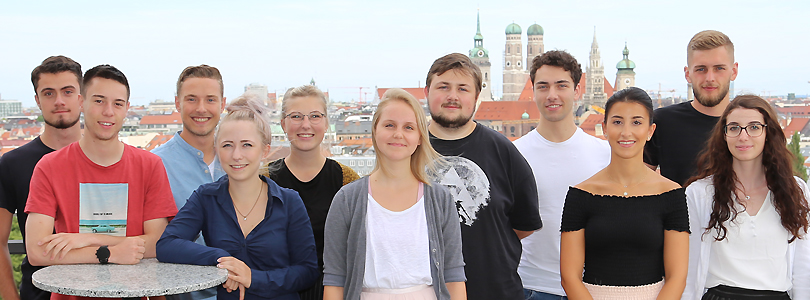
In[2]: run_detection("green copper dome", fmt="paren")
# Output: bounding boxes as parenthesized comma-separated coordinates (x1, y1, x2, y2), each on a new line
(616, 43, 636, 70)
(527, 24, 544, 36)
(521, 111, 530, 119)
(505, 23, 521, 35)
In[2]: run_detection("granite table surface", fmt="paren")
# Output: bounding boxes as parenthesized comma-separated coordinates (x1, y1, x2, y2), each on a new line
(32, 258, 228, 298)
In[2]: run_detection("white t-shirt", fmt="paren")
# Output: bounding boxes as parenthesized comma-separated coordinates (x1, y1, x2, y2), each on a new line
(363, 184, 432, 289)
(705, 191, 792, 291)
(513, 128, 611, 296)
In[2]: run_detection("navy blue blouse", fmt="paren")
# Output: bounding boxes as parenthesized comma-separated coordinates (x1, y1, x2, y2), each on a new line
(157, 175, 318, 300)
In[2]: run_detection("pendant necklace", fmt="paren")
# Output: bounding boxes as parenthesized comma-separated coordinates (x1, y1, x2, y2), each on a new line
(234, 184, 263, 221)
(616, 173, 647, 197)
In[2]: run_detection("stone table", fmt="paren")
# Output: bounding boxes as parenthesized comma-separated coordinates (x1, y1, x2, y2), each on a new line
(32, 258, 228, 298)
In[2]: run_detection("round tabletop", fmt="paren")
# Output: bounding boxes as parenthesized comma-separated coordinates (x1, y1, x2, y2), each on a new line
(32, 258, 228, 298)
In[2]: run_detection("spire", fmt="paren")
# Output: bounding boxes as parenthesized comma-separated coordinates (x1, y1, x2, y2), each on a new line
(623, 42, 629, 59)
(476, 9, 481, 36)
(592, 27, 598, 48)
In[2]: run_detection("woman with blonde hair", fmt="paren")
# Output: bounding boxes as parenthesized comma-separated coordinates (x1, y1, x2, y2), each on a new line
(684, 95, 810, 300)
(268, 85, 359, 299)
(157, 94, 319, 299)
(560, 87, 690, 300)
(323, 89, 466, 300)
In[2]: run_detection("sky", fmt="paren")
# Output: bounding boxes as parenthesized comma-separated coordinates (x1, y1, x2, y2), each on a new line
(1, 0, 808, 108)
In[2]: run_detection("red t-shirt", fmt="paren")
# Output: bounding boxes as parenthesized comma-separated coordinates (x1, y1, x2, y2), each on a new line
(25, 142, 177, 300)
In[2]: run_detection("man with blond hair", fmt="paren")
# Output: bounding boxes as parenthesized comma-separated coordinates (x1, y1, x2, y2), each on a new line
(153, 65, 227, 300)
(645, 30, 738, 185)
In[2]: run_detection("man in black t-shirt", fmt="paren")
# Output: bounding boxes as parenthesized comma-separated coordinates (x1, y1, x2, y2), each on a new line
(645, 30, 739, 185)
(0, 56, 83, 300)
(424, 53, 543, 300)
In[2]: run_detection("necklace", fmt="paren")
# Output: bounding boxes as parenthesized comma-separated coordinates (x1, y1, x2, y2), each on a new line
(234, 184, 263, 221)
(615, 173, 647, 197)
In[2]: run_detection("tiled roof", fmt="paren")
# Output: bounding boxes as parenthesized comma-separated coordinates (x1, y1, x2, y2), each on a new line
(140, 112, 182, 125)
(377, 88, 427, 101)
(474, 101, 539, 121)
(517, 78, 534, 101)
(579, 113, 607, 140)
(784, 117, 810, 137)
(144, 134, 173, 151)
(775, 106, 810, 117)
(0, 139, 31, 147)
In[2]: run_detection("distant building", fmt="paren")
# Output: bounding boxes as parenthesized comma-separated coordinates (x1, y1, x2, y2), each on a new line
(335, 118, 372, 141)
(583, 30, 608, 108)
(0, 100, 23, 118)
(474, 100, 539, 138)
(469, 11, 493, 102)
(147, 99, 176, 115)
(614, 43, 636, 91)
(138, 112, 182, 134)
(331, 156, 376, 177)
(245, 83, 269, 104)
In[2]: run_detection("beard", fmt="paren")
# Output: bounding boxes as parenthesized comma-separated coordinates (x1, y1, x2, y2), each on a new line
(44, 114, 81, 129)
(694, 84, 729, 108)
(431, 113, 472, 129)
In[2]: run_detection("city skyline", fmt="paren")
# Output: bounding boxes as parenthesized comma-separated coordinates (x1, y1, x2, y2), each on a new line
(1, 0, 808, 108)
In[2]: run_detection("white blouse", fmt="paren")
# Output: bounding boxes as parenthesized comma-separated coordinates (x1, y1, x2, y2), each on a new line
(705, 191, 791, 292)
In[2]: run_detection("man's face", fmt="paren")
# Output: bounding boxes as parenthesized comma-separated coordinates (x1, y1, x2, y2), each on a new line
(35, 72, 82, 129)
(533, 65, 581, 123)
(685, 46, 738, 107)
(82, 78, 129, 141)
(176, 77, 225, 137)
(426, 70, 478, 129)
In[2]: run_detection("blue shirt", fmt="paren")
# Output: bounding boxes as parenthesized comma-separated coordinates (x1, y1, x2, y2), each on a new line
(156, 175, 319, 300)
(152, 131, 226, 214)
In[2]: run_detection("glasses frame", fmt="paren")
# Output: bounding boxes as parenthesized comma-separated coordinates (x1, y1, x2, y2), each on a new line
(284, 111, 326, 125)
(724, 122, 767, 137)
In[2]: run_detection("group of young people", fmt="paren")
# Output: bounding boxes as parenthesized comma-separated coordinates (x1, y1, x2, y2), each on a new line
(0, 28, 807, 300)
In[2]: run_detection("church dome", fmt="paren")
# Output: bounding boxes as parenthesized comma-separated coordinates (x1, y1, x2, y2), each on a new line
(521, 111, 529, 119)
(505, 23, 522, 35)
(527, 24, 544, 36)
(616, 44, 636, 70)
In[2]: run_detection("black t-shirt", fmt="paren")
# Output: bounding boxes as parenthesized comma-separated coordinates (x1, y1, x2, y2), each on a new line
(644, 101, 720, 185)
(429, 123, 542, 300)
(267, 158, 346, 271)
(0, 136, 52, 300)
(560, 187, 690, 286)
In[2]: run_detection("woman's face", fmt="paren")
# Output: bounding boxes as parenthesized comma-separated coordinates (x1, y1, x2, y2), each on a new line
(604, 101, 656, 160)
(724, 108, 767, 163)
(216, 120, 270, 182)
(373, 100, 421, 164)
(281, 96, 327, 153)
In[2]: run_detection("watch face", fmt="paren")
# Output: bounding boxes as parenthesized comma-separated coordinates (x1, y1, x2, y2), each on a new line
(477, 50, 484, 57)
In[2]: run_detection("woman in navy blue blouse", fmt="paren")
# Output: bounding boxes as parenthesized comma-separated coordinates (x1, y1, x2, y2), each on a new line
(157, 94, 318, 300)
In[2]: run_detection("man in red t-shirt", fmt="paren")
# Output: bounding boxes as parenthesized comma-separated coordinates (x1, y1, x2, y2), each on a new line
(24, 65, 177, 300)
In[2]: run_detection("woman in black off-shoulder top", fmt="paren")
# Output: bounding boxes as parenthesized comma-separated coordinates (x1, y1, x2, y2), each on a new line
(560, 87, 690, 300)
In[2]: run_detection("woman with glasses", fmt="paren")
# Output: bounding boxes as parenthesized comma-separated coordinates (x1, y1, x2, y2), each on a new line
(267, 85, 359, 300)
(684, 95, 810, 300)
(560, 87, 690, 299)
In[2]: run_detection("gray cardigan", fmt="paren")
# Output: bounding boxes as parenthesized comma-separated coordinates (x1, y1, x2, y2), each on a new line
(323, 176, 466, 299)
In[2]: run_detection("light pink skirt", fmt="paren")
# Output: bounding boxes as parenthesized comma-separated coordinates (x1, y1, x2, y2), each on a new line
(360, 284, 437, 300)
(583, 280, 664, 300)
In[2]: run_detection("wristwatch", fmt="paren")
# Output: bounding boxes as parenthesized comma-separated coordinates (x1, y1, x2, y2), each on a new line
(96, 245, 110, 264)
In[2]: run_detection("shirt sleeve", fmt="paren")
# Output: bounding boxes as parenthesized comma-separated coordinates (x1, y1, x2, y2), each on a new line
(156, 190, 230, 266)
(560, 188, 587, 232)
(791, 178, 810, 299)
(0, 157, 13, 213)
(507, 145, 543, 231)
(322, 187, 351, 287)
(144, 157, 178, 221)
(247, 191, 318, 297)
(24, 160, 56, 218)
(663, 188, 690, 233)
(437, 185, 466, 283)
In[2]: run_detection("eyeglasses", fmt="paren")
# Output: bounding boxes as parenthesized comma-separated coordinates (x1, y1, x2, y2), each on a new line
(724, 123, 767, 137)
(284, 112, 325, 125)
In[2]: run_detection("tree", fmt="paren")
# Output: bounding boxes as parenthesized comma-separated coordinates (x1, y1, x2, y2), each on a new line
(788, 132, 808, 181)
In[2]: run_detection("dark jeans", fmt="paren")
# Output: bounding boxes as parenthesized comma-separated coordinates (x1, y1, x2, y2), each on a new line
(702, 285, 790, 300)
(524, 288, 568, 300)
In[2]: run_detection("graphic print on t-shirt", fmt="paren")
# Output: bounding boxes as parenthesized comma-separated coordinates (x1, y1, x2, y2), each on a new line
(429, 156, 490, 226)
(79, 183, 128, 236)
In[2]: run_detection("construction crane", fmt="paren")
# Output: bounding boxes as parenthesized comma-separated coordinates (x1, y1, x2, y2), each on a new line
(331, 87, 373, 104)
(647, 83, 676, 108)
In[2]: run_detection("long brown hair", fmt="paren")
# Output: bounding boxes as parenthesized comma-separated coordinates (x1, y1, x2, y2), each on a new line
(687, 95, 809, 242)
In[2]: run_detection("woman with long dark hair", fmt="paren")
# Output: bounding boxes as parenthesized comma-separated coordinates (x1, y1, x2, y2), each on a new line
(684, 95, 810, 299)
(560, 87, 690, 299)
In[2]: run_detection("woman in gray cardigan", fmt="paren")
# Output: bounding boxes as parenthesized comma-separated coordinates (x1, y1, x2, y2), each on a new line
(322, 89, 466, 300)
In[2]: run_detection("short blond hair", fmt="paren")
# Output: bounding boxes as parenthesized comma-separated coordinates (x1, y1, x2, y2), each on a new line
(371, 89, 442, 184)
(281, 85, 328, 115)
(687, 30, 734, 63)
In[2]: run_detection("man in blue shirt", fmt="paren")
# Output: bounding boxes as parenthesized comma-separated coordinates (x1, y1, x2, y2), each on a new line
(153, 65, 227, 300)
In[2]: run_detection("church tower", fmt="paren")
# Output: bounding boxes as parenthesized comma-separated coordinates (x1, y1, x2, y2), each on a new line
(502, 22, 523, 101)
(615, 43, 636, 91)
(469, 11, 492, 102)
(526, 23, 544, 69)
(583, 29, 607, 108)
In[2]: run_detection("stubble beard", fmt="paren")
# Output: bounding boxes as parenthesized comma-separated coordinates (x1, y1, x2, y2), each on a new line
(694, 84, 729, 108)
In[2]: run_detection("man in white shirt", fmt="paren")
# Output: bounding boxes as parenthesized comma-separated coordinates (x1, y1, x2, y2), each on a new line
(514, 50, 611, 300)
